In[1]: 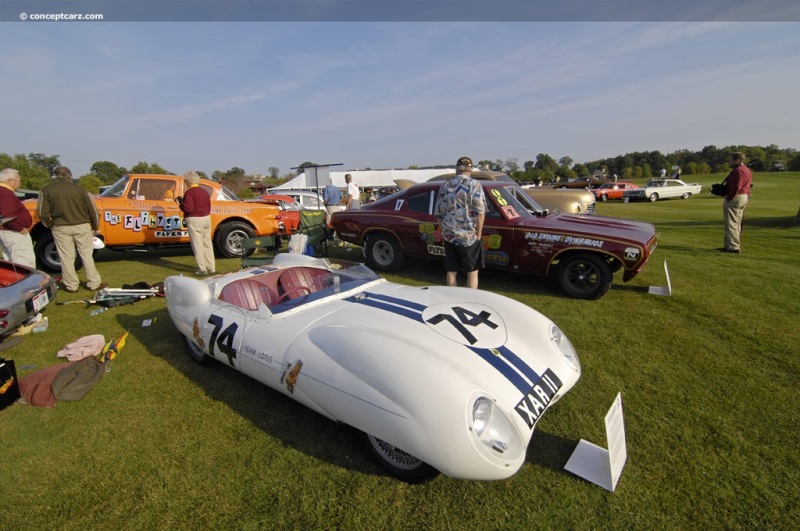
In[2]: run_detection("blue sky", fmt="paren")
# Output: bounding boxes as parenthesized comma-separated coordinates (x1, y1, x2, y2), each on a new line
(1, 21, 798, 177)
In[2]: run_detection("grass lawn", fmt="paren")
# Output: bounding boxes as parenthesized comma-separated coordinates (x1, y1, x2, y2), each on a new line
(2, 172, 798, 529)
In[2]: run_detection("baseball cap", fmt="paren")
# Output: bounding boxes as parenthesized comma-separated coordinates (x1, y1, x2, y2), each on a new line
(456, 156, 473, 167)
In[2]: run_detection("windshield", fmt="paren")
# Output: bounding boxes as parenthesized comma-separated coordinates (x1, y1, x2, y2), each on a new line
(486, 185, 545, 219)
(99, 175, 130, 198)
(218, 184, 241, 201)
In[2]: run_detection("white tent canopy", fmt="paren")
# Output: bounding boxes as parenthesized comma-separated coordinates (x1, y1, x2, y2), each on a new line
(270, 169, 454, 191)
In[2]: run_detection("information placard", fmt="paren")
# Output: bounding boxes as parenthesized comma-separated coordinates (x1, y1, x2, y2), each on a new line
(564, 393, 627, 491)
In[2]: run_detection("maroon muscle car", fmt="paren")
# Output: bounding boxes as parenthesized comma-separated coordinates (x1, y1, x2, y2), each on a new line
(331, 181, 657, 299)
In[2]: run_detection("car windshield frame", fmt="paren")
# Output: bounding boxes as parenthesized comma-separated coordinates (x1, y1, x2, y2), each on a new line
(99, 175, 130, 198)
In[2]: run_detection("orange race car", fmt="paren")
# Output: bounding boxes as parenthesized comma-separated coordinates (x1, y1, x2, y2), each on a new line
(25, 174, 282, 272)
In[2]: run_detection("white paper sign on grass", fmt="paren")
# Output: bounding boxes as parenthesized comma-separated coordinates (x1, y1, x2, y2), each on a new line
(564, 392, 627, 492)
(649, 260, 672, 296)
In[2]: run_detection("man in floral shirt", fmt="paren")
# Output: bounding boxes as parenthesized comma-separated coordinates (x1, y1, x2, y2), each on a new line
(434, 156, 487, 289)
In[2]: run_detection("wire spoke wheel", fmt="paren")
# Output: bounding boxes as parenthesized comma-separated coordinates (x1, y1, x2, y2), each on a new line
(364, 433, 438, 483)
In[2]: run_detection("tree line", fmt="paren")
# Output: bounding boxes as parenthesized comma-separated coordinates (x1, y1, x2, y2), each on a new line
(2, 144, 797, 195)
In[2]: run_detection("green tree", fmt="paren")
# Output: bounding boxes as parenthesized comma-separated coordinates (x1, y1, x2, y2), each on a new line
(0, 152, 51, 190)
(558, 156, 573, 168)
(90, 161, 128, 184)
(534, 153, 557, 174)
(130, 161, 170, 174)
(268, 166, 280, 179)
(196, 171, 208, 180)
(28, 153, 61, 177)
(572, 163, 589, 177)
(504, 158, 519, 174)
(223, 167, 247, 194)
(77, 175, 103, 194)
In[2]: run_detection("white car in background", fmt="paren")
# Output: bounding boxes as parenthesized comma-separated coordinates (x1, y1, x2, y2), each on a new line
(623, 179, 703, 202)
(165, 254, 581, 482)
(267, 189, 326, 210)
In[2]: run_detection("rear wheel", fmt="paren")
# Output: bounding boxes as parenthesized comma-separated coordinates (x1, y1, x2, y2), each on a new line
(365, 233, 405, 272)
(364, 433, 439, 484)
(556, 253, 613, 300)
(648, 193, 659, 202)
(214, 221, 256, 258)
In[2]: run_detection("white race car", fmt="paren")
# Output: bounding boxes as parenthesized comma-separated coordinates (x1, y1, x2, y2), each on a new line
(164, 254, 581, 482)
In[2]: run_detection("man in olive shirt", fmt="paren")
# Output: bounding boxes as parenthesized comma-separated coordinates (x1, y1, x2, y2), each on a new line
(37, 166, 106, 292)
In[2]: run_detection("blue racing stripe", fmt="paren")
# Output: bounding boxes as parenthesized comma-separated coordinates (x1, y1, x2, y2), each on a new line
(495, 345, 540, 385)
(351, 297, 425, 323)
(365, 292, 427, 312)
(469, 347, 530, 394)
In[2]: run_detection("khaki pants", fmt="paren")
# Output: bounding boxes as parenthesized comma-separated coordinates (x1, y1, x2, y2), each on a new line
(723, 194, 749, 251)
(186, 216, 215, 273)
(52, 224, 102, 290)
(0, 230, 36, 269)
(324, 205, 343, 227)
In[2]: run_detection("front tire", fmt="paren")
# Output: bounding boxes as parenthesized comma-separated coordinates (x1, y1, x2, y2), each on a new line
(681, 192, 690, 199)
(365, 233, 405, 272)
(214, 221, 256, 258)
(182, 334, 212, 366)
(599, 194, 608, 202)
(556, 253, 613, 300)
(364, 433, 439, 484)
(648, 193, 659, 202)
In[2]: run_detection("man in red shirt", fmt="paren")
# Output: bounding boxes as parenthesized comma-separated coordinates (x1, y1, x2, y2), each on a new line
(0, 168, 35, 268)
(180, 171, 215, 275)
(720, 152, 752, 254)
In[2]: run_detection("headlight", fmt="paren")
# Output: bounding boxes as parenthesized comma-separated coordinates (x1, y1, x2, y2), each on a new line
(471, 397, 520, 455)
(550, 324, 580, 372)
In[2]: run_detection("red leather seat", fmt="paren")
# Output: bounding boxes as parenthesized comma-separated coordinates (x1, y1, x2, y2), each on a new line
(278, 267, 330, 300)
(219, 279, 277, 311)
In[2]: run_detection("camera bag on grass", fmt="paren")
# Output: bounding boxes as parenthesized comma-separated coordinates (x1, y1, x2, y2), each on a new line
(0, 357, 21, 410)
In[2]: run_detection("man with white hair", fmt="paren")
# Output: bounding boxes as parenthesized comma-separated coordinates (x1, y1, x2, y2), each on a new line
(0, 168, 36, 268)
(180, 171, 215, 275)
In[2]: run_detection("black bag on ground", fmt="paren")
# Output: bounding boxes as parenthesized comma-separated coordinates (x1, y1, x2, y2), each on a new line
(710, 182, 727, 197)
(0, 358, 21, 410)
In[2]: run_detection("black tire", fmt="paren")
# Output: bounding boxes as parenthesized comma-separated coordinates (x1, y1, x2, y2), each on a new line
(214, 221, 256, 258)
(182, 334, 212, 366)
(648, 193, 659, 202)
(556, 253, 613, 300)
(599, 194, 608, 202)
(681, 192, 690, 199)
(365, 233, 405, 272)
(364, 433, 439, 484)
(33, 232, 83, 273)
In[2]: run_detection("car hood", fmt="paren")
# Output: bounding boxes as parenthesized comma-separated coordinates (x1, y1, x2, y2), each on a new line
(516, 213, 656, 242)
(292, 282, 579, 422)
